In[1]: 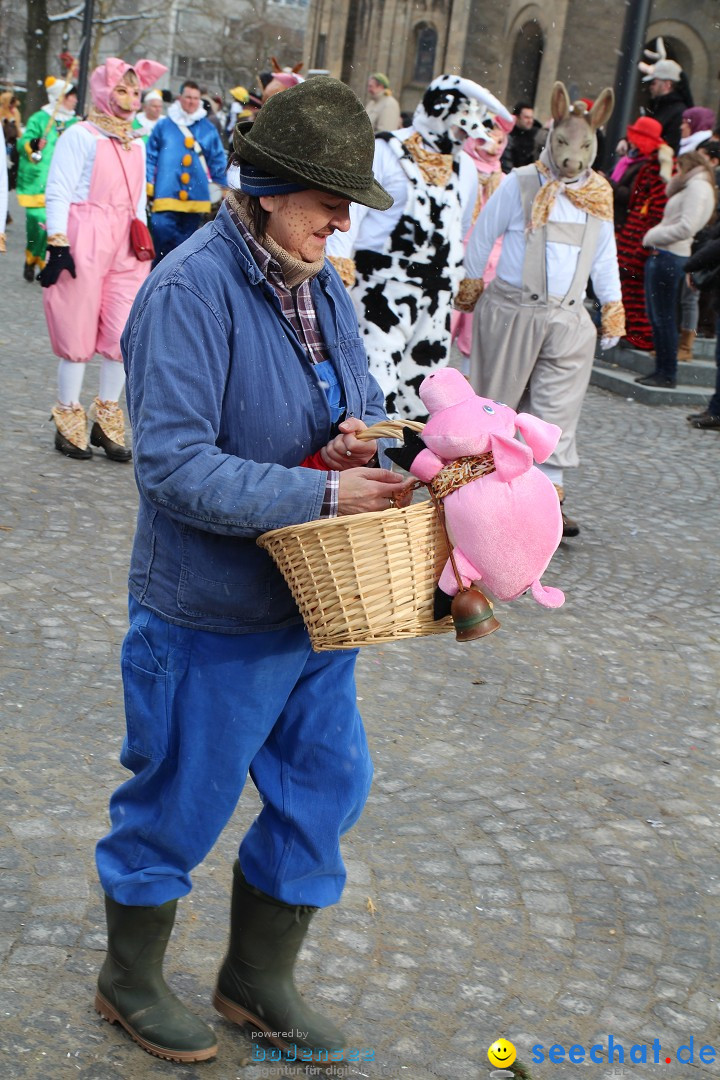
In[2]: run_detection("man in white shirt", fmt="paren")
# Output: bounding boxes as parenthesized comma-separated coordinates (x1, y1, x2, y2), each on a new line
(465, 85, 625, 535)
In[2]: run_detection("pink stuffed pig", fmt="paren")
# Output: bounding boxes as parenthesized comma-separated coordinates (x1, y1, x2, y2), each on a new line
(389, 368, 564, 609)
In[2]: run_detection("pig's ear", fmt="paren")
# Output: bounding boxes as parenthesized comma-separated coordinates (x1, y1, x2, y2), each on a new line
(489, 433, 533, 481)
(515, 413, 561, 463)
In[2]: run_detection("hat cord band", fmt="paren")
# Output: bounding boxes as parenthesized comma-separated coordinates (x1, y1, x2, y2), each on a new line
(250, 144, 373, 191)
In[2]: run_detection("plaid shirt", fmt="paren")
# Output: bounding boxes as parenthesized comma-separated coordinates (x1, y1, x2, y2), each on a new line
(229, 206, 339, 517)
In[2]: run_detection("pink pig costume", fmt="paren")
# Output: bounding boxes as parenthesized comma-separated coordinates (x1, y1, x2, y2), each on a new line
(407, 369, 565, 609)
(43, 57, 166, 461)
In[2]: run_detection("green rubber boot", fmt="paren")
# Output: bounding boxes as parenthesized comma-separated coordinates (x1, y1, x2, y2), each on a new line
(95, 895, 218, 1063)
(213, 861, 347, 1058)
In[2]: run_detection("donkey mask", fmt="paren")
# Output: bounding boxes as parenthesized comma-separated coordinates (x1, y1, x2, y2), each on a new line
(548, 82, 614, 179)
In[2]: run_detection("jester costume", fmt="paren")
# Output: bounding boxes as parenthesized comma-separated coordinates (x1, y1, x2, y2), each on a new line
(16, 80, 78, 278)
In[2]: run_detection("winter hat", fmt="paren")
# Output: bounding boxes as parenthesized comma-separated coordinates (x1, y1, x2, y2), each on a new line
(233, 75, 393, 210)
(143, 89, 162, 104)
(682, 107, 715, 135)
(626, 116, 663, 155)
(643, 59, 681, 83)
(45, 77, 75, 105)
(230, 85, 249, 103)
(370, 73, 391, 89)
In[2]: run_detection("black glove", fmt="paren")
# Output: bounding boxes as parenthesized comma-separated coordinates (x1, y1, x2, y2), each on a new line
(29, 138, 41, 152)
(38, 246, 76, 288)
(385, 427, 427, 472)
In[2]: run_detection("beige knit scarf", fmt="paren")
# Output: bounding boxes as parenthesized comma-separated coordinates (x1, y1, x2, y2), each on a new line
(87, 107, 134, 149)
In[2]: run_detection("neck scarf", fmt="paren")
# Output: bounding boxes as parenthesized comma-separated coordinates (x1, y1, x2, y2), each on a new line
(666, 165, 712, 200)
(403, 131, 453, 187)
(530, 143, 613, 229)
(168, 100, 207, 127)
(87, 107, 134, 149)
(228, 192, 325, 288)
(463, 134, 506, 175)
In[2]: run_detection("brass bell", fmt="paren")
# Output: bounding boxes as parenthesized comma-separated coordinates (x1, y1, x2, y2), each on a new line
(450, 587, 500, 641)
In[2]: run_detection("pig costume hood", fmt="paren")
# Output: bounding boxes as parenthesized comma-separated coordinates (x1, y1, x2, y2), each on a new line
(90, 57, 167, 117)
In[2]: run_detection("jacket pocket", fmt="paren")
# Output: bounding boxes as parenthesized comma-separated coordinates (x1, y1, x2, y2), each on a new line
(177, 529, 276, 622)
(121, 624, 170, 761)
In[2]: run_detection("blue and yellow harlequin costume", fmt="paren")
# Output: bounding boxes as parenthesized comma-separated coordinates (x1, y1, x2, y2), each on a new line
(145, 102, 227, 264)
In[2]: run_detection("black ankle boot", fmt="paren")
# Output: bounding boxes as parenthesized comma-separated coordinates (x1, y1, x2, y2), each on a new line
(213, 862, 347, 1058)
(90, 421, 132, 462)
(96, 895, 217, 1062)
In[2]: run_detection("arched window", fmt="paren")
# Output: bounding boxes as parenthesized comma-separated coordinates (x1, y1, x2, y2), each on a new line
(507, 20, 544, 106)
(413, 23, 437, 84)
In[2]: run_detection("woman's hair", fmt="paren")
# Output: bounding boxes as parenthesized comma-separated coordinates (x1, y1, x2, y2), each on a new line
(123, 70, 139, 88)
(677, 150, 716, 184)
(233, 189, 270, 238)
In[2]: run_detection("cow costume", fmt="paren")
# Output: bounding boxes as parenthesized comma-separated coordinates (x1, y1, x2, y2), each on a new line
(327, 75, 512, 421)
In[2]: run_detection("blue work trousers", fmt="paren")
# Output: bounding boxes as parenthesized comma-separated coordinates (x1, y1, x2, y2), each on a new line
(96, 598, 372, 908)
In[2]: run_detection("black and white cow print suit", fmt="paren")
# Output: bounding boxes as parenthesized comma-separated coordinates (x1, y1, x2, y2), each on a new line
(328, 76, 512, 421)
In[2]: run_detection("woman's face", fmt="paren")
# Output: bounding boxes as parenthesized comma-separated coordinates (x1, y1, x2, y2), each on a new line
(260, 189, 352, 262)
(680, 118, 691, 138)
(110, 79, 141, 118)
(482, 124, 505, 156)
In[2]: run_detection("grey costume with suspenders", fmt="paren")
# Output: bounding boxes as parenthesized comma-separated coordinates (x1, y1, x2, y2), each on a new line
(469, 164, 601, 469)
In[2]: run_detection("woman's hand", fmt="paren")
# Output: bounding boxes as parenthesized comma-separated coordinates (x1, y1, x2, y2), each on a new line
(321, 417, 377, 469)
(337, 468, 409, 515)
(686, 272, 697, 292)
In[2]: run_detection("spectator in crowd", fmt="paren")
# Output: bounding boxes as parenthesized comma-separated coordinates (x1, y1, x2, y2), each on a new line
(501, 102, 542, 171)
(365, 73, 401, 133)
(201, 92, 225, 141)
(610, 116, 663, 230)
(679, 107, 715, 154)
(131, 89, 163, 140)
(225, 86, 255, 144)
(0, 122, 7, 251)
(16, 76, 78, 282)
(1, 90, 23, 192)
(685, 221, 720, 428)
(615, 117, 673, 351)
(146, 80, 227, 263)
(643, 59, 689, 154)
(636, 151, 716, 388)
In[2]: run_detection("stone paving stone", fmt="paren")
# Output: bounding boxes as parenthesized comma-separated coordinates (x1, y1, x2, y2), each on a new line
(1, 196, 720, 1078)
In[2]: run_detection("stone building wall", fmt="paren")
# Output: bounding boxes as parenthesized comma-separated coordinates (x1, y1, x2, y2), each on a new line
(304, 0, 719, 120)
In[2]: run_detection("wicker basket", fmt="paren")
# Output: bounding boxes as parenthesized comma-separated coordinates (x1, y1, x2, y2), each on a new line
(257, 421, 454, 650)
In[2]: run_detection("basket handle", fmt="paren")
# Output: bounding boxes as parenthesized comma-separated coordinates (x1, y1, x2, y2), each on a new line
(355, 419, 425, 441)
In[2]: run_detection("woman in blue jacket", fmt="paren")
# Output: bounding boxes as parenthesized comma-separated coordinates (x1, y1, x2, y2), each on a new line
(94, 78, 406, 1064)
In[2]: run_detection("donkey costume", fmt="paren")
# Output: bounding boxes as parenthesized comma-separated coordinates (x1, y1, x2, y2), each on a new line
(327, 75, 512, 420)
(466, 84, 625, 535)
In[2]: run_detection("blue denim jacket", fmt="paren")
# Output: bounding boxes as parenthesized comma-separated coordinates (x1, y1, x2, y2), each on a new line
(121, 203, 387, 633)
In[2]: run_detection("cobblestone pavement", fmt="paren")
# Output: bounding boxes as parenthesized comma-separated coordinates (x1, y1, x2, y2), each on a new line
(1, 196, 719, 1080)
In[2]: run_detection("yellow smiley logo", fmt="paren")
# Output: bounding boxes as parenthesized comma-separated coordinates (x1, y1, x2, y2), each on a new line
(488, 1038, 517, 1068)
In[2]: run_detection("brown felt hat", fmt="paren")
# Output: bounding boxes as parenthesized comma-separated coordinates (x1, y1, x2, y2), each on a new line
(232, 76, 393, 211)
